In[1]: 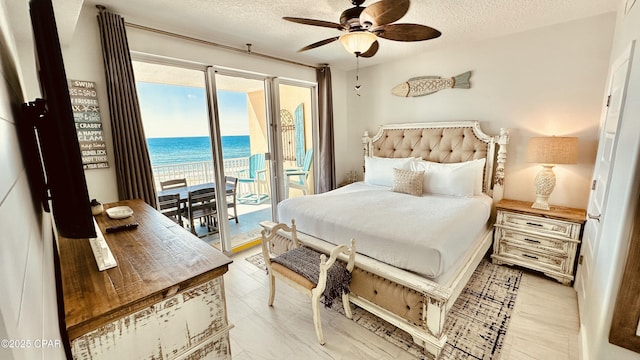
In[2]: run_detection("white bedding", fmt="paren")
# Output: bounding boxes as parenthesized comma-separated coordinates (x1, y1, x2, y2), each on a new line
(277, 182, 492, 278)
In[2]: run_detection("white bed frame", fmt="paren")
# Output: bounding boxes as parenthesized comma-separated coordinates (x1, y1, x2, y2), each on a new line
(263, 121, 509, 358)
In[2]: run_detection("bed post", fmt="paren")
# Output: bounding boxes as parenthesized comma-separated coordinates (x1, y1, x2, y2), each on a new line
(362, 130, 372, 175)
(362, 130, 372, 157)
(492, 128, 509, 202)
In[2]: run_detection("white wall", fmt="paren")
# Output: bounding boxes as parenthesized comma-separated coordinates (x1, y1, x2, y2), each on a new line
(340, 14, 616, 209)
(62, 4, 118, 204)
(0, 0, 65, 358)
(582, 0, 640, 358)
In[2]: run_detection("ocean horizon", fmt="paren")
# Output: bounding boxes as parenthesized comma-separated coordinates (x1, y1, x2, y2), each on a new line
(147, 135, 250, 165)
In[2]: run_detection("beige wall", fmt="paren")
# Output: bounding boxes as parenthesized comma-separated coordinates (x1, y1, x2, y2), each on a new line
(0, 0, 66, 359)
(279, 84, 313, 155)
(247, 90, 268, 154)
(340, 13, 616, 209)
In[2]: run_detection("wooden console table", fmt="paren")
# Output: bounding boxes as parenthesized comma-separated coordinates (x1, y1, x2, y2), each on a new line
(57, 199, 233, 359)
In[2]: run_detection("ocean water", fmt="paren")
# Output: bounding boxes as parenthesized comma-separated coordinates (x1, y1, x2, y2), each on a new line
(147, 136, 250, 165)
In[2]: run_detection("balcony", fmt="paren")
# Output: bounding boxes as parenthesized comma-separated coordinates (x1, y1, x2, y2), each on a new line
(152, 157, 249, 188)
(153, 157, 270, 251)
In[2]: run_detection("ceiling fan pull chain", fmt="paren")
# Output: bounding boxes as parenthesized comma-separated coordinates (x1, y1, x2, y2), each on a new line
(354, 55, 361, 96)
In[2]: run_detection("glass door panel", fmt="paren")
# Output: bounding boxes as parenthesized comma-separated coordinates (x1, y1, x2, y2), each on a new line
(278, 83, 315, 201)
(213, 72, 273, 252)
(133, 61, 222, 242)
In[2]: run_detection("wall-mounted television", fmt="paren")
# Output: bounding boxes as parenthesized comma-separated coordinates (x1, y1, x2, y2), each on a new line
(17, 0, 96, 239)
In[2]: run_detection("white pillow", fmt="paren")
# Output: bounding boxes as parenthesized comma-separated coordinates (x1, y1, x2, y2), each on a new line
(364, 156, 414, 187)
(472, 158, 486, 195)
(436, 158, 485, 195)
(454, 158, 486, 195)
(411, 158, 486, 197)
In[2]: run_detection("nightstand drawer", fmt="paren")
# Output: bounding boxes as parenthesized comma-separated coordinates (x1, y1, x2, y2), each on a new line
(498, 243, 566, 273)
(497, 211, 580, 239)
(496, 229, 569, 256)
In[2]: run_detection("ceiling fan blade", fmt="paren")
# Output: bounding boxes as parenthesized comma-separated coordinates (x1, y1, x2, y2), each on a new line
(283, 17, 344, 30)
(360, 40, 379, 58)
(360, 0, 409, 28)
(376, 24, 441, 42)
(298, 37, 340, 52)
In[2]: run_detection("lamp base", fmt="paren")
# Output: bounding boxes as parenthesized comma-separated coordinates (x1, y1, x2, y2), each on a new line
(531, 165, 556, 211)
(532, 195, 551, 210)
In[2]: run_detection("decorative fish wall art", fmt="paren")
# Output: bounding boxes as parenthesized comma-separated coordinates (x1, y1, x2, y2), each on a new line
(391, 71, 472, 97)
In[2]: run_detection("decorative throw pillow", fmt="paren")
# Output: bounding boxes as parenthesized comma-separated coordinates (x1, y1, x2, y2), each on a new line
(391, 168, 424, 196)
(364, 156, 414, 187)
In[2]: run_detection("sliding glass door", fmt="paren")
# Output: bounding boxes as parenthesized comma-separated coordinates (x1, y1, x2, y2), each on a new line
(133, 59, 317, 253)
(210, 70, 275, 251)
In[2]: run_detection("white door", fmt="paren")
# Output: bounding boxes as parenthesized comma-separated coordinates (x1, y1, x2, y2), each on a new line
(575, 42, 635, 321)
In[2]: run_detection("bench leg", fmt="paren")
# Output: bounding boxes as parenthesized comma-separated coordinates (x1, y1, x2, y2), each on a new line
(268, 273, 276, 306)
(342, 293, 352, 319)
(311, 292, 325, 345)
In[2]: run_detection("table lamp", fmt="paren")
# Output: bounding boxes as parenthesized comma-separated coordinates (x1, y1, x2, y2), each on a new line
(526, 136, 578, 210)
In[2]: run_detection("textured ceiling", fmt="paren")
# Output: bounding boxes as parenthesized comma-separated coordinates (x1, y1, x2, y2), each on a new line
(83, 0, 619, 70)
(10, 0, 619, 71)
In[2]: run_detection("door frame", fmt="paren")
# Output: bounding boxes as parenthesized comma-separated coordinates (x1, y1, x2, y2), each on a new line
(608, 40, 640, 353)
(575, 41, 635, 338)
(271, 78, 319, 207)
(210, 66, 278, 250)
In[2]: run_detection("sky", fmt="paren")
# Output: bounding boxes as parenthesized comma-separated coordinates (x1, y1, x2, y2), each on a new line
(137, 82, 250, 138)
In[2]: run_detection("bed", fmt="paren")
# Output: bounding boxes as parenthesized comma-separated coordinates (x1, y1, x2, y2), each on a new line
(262, 121, 509, 358)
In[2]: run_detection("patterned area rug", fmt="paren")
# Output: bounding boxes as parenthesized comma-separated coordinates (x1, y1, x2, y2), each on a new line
(245, 253, 522, 359)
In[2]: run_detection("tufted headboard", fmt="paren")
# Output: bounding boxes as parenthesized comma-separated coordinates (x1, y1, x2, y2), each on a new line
(362, 121, 509, 201)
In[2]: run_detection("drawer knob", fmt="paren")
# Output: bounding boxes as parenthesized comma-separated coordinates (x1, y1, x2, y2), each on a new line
(525, 222, 543, 227)
(587, 213, 601, 222)
(524, 238, 541, 244)
(522, 253, 539, 260)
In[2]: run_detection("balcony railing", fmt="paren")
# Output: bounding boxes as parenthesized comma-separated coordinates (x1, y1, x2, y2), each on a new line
(152, 157, 249, 188)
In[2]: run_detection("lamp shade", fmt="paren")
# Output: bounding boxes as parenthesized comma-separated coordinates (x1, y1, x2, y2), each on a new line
(339, 31, 377, 54)
(526, 136, 578, 165)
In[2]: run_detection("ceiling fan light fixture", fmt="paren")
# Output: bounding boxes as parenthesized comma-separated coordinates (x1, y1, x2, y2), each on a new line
(339, 31, 377, 55)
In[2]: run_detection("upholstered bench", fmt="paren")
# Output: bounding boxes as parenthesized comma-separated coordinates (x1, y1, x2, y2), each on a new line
(261, 220, 355, 345)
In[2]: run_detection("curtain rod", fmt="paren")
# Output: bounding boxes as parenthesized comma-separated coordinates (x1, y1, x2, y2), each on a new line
(123, 22, 320, 70)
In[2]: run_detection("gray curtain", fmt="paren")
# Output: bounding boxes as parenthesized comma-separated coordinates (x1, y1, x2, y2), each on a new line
(97, 8, 157, 208)
(316, 65, 336, 193)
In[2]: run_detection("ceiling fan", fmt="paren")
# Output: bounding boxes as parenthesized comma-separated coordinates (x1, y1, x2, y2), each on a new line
(283, 0, 441, 58)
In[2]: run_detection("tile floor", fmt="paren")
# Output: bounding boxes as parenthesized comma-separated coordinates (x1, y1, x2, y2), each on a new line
(196, 204, 271, 249)
(224, 246, 580, 360)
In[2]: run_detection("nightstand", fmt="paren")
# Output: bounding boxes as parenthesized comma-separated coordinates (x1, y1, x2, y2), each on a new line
(492, 199, 586, 285)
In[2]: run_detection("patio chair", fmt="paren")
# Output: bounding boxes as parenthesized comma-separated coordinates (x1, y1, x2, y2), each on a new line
(225, 176, 239, 223)
(285, 148, 313, 197)
(238, 153, 269, 204)
(187, 187, 217, 237)
(160, 178, 187, 191)
(158, 193, 182, 226)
